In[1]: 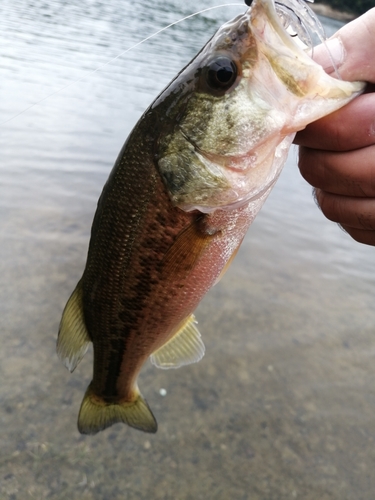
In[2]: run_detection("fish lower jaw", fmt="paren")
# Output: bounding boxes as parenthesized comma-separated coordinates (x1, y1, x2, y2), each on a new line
(178, 175, 278, 214)
(190, 135, 293, 213)
(216, 179, 278, 213)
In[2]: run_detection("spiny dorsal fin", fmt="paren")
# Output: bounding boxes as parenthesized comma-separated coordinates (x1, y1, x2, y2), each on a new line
(57, 280, 91, 373)
(78, 383, 157, 434)
(150, 314, 205, 369)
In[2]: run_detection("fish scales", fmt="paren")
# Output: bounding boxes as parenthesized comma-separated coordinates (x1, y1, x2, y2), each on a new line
(57, 0, 364, 434)
(83, 118, 195, 397)
(81, 113, 253, 416)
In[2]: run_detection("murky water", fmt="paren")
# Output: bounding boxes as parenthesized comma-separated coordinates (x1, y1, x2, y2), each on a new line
(1, 1, 375, 499)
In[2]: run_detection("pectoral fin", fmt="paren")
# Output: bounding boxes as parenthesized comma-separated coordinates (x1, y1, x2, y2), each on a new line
(161, 217, 217, 278)
(150, 314, 205, 369)
(57, 280, 91, 373)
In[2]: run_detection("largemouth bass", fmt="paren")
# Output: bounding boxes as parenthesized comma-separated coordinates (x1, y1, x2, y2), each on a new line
(57, 0, 364, 434)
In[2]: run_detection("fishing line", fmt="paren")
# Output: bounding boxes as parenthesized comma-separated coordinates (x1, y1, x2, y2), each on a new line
(321, 39, 342, 80)
(1, 3, 244, 126)
(274, 0, 342, 80)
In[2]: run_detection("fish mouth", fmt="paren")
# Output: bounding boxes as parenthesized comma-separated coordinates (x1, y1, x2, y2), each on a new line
(251, 0, 324, 54)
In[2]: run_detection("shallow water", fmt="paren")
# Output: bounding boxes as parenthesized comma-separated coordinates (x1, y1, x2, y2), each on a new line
(1, 1, 375, 499)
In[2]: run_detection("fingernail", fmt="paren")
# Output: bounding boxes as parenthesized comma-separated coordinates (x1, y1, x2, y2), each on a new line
(315, 37, 345, 74)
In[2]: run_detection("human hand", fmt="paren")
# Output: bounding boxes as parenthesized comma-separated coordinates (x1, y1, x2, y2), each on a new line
(295, 8, 375, 245)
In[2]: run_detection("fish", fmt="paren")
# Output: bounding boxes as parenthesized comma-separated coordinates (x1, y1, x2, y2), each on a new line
(57, 0, 364, 435)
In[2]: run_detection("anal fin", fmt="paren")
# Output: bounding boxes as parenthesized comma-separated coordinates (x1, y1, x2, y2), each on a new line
(57, 280, 91, 373)
(78, 383, 157, 434)
(150, 314, 205, 369)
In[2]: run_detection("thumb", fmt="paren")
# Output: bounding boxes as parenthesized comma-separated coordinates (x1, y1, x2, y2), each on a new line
(312, 7, 375, 83)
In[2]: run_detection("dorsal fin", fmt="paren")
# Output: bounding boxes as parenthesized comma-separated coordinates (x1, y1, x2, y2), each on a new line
(57, 280, 91, 373)
(150, 315, 205, 369)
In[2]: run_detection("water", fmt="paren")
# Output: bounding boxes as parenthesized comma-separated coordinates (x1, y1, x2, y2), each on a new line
(1, 2, 375, 499)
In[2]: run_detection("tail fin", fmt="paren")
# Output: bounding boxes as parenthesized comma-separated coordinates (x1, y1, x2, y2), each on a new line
(77, 383, 158, 435)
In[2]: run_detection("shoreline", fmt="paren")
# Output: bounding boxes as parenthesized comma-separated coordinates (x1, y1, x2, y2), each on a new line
(310, 3, 356, 22)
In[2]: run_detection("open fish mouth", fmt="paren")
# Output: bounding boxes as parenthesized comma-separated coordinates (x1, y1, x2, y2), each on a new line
(268, 0, 326, 49)
(250, 0, 325, 58)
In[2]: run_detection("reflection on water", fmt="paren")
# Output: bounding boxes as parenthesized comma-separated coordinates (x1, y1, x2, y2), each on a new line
(1, 1, 375, 499)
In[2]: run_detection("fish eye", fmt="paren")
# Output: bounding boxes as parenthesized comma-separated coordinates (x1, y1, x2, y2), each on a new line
(205, 56, 238, 91)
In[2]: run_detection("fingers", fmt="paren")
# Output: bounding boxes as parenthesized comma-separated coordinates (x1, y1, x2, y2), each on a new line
(295, 9, 375, 247)
(295, 92, 375, 150)
(297, 99, 375, 246)
(314, 189, 375, 246)
(316, 189, 375, 229)
(339, 226, 375, 246)
(311, 8, 375, 83)
(335, 8, 375, 83)
(299, 144, 375, 198)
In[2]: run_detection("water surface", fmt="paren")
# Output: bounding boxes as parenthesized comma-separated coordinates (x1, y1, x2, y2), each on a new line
(1, 2, 375, 499)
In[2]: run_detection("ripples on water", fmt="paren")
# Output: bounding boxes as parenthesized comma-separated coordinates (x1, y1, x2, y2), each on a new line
(1, 1, 375, 499)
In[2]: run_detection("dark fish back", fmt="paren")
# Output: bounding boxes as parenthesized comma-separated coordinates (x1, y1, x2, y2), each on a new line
(81, 115, 194, 399)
